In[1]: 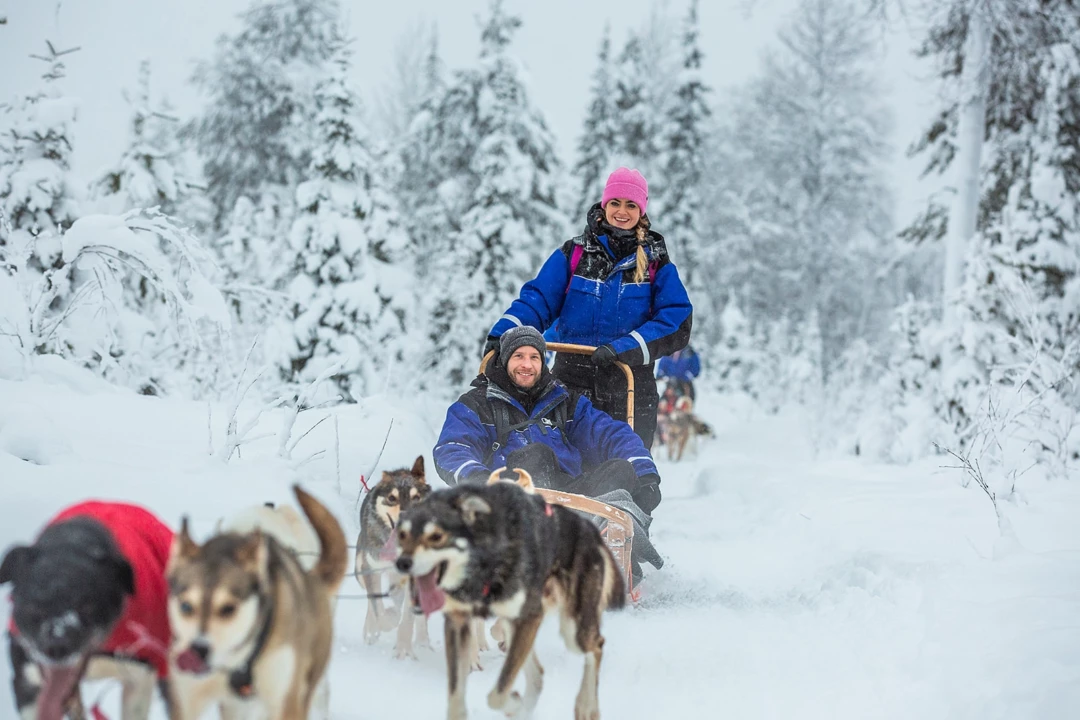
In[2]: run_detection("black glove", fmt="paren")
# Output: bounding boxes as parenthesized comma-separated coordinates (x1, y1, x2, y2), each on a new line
(483, 336, 500, 359)
(462, 469, 491, 485)
(632, 475, 662, 514)
(590, 344, 618, 367)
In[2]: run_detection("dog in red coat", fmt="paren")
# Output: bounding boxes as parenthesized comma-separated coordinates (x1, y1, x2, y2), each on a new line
(1, 501, 174, 720)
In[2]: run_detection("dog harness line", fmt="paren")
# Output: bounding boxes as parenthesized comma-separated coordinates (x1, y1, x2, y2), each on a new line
(229, 589, 275, 698)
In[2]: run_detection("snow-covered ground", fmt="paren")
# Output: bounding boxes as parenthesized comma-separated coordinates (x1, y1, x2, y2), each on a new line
(1, 365, 1079, 719)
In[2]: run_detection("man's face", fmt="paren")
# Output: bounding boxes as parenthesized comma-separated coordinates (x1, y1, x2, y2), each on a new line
(507, 346, 543, 389)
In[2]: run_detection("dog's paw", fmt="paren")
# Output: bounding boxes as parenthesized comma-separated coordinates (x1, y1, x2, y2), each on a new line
(488, 689, 524, 716)
(574, 697, 600, 720)
(364, 628, 380, 645)
(392, 645, 418, 661)
(469, 658, 484, 672)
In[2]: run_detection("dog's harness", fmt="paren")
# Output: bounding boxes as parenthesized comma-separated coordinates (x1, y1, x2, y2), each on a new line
(229, 590, 275, 698)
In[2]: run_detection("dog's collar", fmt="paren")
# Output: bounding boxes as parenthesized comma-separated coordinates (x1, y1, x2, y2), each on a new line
(228, 590, 274, 699)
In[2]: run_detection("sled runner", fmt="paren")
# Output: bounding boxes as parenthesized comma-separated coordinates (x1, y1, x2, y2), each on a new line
(481, 342, 636, 595)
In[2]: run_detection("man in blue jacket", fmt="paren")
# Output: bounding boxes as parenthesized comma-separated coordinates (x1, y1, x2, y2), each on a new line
(434, 326, 662, 515)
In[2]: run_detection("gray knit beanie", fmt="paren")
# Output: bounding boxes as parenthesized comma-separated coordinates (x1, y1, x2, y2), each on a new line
(499, 326, 546, 368)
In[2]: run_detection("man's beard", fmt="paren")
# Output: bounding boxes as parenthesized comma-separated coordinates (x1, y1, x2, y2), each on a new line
(511, 368, 539, 389)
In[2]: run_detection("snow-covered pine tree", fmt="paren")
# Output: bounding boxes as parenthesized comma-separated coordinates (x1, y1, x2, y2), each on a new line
(391, 27, 449, 282)
(425, 1, 567, 390)
(91, 61, 192, 217)
(610, 34, 664, 182)
(571, 24, 619, 220)
(82, 62, 210, 394)
(185, 0, 343, 229)
(606, 8, 682, 209)
(216, 188, 292, 322)
(717, 0, 892, 381)
(902, 1, 1080, 465)
(280, 41, 413, 402)
(0, 41, 80, 271)
(712, 296, 758, 397)
(661, 0, 711, 288)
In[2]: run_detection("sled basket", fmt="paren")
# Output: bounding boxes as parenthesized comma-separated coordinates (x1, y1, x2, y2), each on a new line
(480, 342, 636, 593)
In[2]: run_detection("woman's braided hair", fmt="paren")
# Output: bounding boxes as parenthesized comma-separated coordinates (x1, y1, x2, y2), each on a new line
(633, 214, 651, 284)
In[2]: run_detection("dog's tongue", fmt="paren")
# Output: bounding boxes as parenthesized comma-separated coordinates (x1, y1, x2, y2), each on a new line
(175, 648, 210, 674)
(415, 569, 445, 616)
(38, 663, 83, 720)
(378, 534, 398, 562)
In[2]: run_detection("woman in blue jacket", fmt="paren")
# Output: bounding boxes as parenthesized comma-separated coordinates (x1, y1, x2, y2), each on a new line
(485, 168, 693, 448)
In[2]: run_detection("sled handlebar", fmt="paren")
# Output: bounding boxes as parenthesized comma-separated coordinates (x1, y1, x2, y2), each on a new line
(480, 342, 635, 429)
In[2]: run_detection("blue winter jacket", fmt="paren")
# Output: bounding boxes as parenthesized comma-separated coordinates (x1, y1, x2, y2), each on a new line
(488, 205, 693, 367)
(433, 373, 658, 486)
(657, 348, 701, 383)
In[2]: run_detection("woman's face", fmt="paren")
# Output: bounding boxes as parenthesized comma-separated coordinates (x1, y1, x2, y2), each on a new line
(604, 198, 641, 231)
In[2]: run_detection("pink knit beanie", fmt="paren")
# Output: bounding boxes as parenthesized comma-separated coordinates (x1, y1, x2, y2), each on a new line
(601, 167, 648, 215)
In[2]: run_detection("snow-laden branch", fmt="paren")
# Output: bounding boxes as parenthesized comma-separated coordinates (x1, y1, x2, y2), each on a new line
(62, 210, 231, 332)
(1, 209, 230, 376)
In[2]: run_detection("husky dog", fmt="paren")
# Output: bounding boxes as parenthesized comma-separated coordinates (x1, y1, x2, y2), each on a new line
(395, 470, 625, 720)
(166, 485, 348, 720)
(355, 455, 433, 659)
(217, 499, 332, 718)
(0, 502, 174, 720)
(666, 396, 714, 462)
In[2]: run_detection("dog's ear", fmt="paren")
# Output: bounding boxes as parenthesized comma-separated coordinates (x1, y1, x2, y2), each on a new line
(172, 517, 200, 562)
(378, 471, 392, 486)
(411, 455, 425, 479)
(458, 495, 491, 526)
(0, 545, 33, 585)
(235, 531, 267, 575)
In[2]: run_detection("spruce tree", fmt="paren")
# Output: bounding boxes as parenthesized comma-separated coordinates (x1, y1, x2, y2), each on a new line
(91, 61, 192, 216)
(186, 0, 344, 227)
(661, 0, 711, 287)
(572, 25, 619, 220)
(611, 35, 660, 173)
(903, 1, 1080, 453)
(282, 42, 413, 401)
(0, 41, 80, 269)
(424, 0, 567, 389)
(717, 0, 892, 380)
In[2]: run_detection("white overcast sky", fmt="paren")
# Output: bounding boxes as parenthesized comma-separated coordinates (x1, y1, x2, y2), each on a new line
(0, 0, 940, 225)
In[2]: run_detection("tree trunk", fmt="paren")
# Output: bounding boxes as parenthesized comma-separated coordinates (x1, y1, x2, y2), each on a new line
(942, 2, 990, 339)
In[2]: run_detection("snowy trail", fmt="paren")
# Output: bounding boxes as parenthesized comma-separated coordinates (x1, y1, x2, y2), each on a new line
(1, 378, 1079, 718)
(326, 397, 1080, 719)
